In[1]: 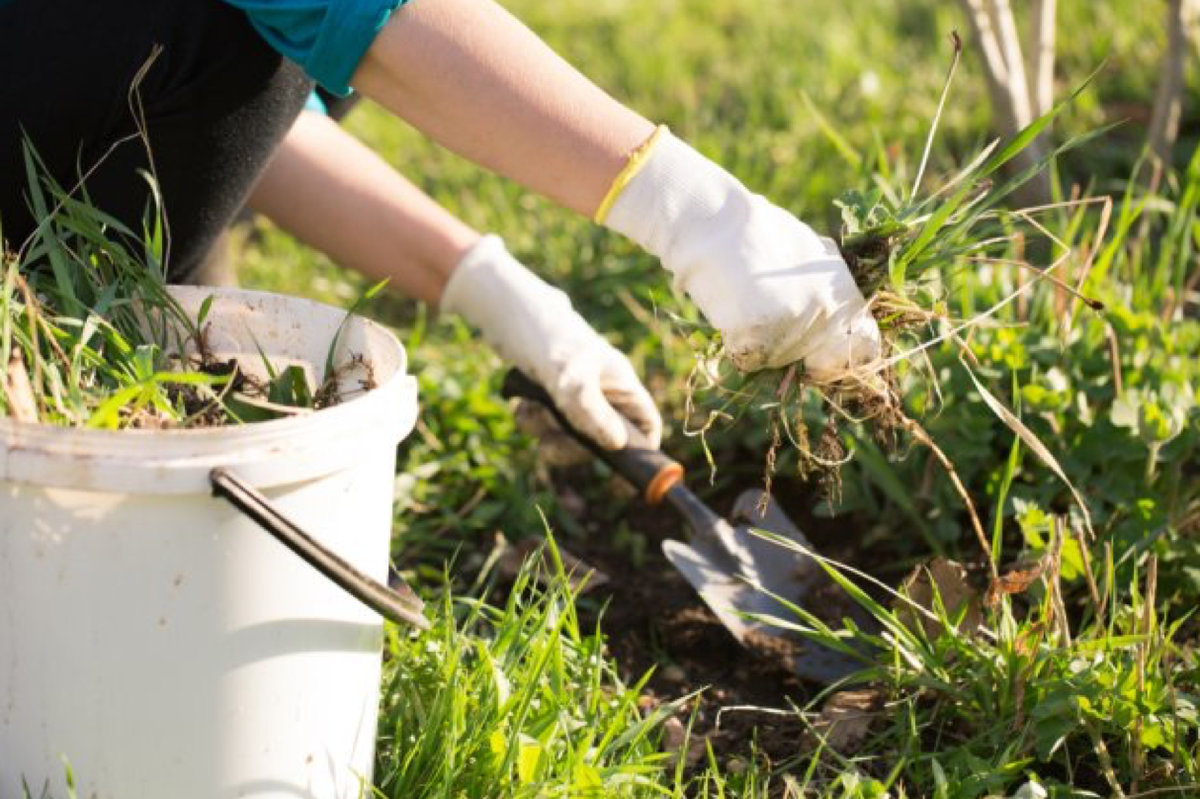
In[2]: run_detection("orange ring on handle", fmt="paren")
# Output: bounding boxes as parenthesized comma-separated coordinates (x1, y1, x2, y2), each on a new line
(644, 463, 684, 505)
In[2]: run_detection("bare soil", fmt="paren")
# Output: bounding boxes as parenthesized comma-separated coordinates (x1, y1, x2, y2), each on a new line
(555, 469, 875, 772)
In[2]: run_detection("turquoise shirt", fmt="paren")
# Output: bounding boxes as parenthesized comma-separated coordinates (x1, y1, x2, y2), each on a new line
(222, 0, 410, 96)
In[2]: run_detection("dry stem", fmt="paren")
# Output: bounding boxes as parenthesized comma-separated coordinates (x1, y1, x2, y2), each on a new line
(1049, 516, 1072, 646)
(1132, 555, 1159, 792)
(905, 416, 996, 580)
(1073, 519, 1104, 625)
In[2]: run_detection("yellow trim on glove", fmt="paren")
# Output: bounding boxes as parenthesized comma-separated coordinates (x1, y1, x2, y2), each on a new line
(592, 125, 669, 225)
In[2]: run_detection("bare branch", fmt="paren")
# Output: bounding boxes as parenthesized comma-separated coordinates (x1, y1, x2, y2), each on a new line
(1184, 0, 1200, 51)
(958, 0, 1053, 206)
(1149, 0, 1191, 170)
(959, 0, 1011, 90)
(1029, 0, 1057, 117)
(989, 0, 1034, 127)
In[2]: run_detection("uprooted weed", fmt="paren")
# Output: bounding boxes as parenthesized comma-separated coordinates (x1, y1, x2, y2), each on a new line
(683, 39, 1108, 571)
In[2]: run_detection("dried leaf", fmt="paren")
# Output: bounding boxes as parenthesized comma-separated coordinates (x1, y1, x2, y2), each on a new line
(808, 688, 884, 754)
(897, 557, 983, 639)
(985, 559, 1047, 607)
(661, 716, 709, 765)
(1014, 619, 1049, 657)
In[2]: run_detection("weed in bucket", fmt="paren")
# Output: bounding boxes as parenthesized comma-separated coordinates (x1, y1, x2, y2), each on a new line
(0, 144, 380, 429)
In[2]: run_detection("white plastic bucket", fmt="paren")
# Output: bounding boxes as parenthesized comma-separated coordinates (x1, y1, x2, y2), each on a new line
(0, 286, 419, 799)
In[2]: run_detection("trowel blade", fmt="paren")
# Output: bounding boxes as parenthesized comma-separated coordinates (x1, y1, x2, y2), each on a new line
(662, 489, 871, 685)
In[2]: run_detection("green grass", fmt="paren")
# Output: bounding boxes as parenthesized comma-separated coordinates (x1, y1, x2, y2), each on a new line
(749, 528, 1200, 795)
(373, 541, 685, 798)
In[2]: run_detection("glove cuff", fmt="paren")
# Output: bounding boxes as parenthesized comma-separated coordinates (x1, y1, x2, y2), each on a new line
(593, 124, 669, 224)
(600, 129, 750, 268)
(441, 234, 567, 316)
(439, 234, 575, 378)
(441, 234, 506, 316)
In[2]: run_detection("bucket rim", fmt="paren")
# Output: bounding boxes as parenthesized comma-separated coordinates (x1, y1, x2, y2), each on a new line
(0, 286, 418, 494)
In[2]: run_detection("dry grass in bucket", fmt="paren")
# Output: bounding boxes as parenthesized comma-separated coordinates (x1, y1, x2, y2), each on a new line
(682, 36, 1107, 575)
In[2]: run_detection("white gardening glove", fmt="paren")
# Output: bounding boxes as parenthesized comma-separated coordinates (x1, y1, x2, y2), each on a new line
(440, 235, 662, 459)
(601, 128, 881, 379)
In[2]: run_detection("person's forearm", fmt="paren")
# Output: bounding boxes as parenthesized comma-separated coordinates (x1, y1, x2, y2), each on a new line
(351, 0, 655, 217)
(248, 111, 479, 305)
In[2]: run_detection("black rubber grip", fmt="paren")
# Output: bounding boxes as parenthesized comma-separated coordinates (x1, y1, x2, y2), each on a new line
(500, 368, 683, 497)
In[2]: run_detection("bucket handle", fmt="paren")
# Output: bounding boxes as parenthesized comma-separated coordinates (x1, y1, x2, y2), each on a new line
(209, 467, 430, 630)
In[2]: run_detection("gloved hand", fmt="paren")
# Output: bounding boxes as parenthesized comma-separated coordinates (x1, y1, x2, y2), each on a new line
(600, 128, 881, 379)
(440, 235, 662, 460)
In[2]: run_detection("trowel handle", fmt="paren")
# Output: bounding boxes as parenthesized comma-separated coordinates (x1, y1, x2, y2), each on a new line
(501, 369, 684, 505)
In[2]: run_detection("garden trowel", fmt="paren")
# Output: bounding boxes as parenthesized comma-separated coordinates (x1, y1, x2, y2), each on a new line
(502, 369, 870, 684)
